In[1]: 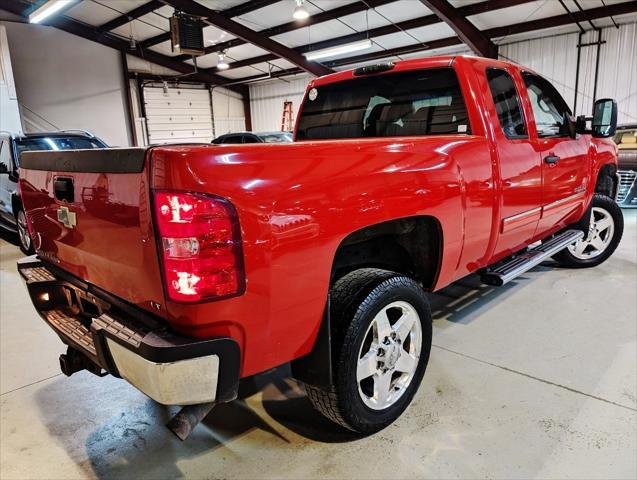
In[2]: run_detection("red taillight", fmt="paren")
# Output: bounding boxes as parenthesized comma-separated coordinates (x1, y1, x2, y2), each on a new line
(153, 191, 245, 303)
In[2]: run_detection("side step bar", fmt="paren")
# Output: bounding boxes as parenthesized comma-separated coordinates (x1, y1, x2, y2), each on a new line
(480, 229, 584, 287)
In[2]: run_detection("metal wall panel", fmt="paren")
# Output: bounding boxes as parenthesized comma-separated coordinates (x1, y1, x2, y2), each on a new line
(500, 22, 637, 124)
(592, 22, 636, 125)
(249, 75, 312, 132)
(211, 86, 246, 137)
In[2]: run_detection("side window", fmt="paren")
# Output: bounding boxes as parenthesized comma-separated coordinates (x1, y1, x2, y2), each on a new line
(0, 140, 12, 171)
(221, 135, 242, 144)
(242, 135, 260, 144)
(522, 72, 571, 137)
(486, 68, 527, 139)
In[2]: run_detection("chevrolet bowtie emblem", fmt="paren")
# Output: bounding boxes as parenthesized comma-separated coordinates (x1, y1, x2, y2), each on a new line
(57, 206, 77, 229)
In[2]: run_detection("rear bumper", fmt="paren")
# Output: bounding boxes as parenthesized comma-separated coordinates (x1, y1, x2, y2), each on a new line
(18, 256, 240, 405)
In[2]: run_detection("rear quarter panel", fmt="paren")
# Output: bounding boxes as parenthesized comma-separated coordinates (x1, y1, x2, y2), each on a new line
(152, 137, 493, 376)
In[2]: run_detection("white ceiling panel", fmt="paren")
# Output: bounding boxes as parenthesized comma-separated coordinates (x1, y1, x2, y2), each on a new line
(195, 0, 251, 11)
(150, 40, 183, 57)
(337, 8, 395, 32)
(448, 0, 485, 6)
(65, 1, 124, 26)
(267, 58, 297, 69)
(218, 65, 269, 79)
(469, 1, 565, 31)
(372, 0, 432, 24)
(404, 22, 457, 44)
(186, 54, 219, 69)
(112, 21, 165, 42)
(203, 24, 237, 46)
(225, 43, 270, 61)
(135, 5, 174, 30)
(274, 20, 359, 48)
(234, 0, 356, 31)
(371, 31, 423, 50)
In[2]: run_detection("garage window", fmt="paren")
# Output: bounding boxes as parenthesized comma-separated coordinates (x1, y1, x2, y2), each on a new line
(296, 68, 470, 140)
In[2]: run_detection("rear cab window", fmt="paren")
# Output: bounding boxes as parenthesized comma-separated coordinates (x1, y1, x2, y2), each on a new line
(296, 67, 471, 140)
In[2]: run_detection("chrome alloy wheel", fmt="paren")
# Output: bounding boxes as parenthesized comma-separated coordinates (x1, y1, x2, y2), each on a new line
(568, 207, 615, 260)
(17, 209, 31, 252)
(356, 301, 422, 410)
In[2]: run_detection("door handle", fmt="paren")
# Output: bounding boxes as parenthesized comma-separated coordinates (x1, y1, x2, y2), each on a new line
(544, 155, 560, 165)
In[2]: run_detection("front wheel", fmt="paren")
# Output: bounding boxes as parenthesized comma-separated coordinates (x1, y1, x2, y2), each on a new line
(553, 194, 623, 268)
(305, 269, 432, 434)
(15, 206, 34, 255)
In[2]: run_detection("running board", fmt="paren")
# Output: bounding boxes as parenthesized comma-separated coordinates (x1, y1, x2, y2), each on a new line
(480, 229, 585, 287)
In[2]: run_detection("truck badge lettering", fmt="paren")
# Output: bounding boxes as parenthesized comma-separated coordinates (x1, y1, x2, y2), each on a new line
(57, 206, 77, 229)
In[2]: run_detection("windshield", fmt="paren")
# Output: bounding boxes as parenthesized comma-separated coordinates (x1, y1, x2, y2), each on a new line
(259, 133, 293, 143)
(614, 129, 637, 149)
(14, 136, 106, 165)
(296, 67, 470, 140)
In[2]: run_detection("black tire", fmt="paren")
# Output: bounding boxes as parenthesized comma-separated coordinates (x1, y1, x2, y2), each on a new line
(552, 194, 623, 268)
(14, 205, 34, 255)
(305, 268, 432, 434)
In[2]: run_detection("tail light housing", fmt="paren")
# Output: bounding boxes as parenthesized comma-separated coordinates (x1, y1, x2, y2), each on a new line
(153, 191, 245, 303)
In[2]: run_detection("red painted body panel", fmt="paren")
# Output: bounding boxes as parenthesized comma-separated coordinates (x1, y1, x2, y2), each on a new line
(19, 164, 168, 319)
(19, 56, 618, 378)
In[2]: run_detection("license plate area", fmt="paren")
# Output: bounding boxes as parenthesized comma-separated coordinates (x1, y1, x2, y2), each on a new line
(28, 282, 110, 320)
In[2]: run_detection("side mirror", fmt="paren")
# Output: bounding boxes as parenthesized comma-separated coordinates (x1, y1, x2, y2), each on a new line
(591, 98, 617, 138)
(0, 163, 9, 174)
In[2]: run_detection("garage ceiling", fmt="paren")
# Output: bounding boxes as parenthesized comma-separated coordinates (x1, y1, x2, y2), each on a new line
(2, 0, 637, 87)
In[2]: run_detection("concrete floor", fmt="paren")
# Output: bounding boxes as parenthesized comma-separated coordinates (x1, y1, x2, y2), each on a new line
(1, 211, 635, 480)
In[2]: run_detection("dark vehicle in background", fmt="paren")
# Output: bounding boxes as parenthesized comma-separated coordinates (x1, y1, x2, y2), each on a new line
(0, 130, 107, 253)
(212, 131, 293, 144)
(614, 124, 637, 208)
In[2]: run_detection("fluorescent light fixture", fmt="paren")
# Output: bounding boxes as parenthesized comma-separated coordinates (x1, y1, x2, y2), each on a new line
(29, 0, 75, 24)
(293, 0, 309, 20)
(304, 39, 372, 61)
(217, 52, 229, 70)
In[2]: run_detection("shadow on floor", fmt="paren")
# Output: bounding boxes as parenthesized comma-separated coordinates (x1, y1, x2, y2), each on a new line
(427, 269, 545, 325)
(0, 226, 20, 249)
(29, 259, 566, 478)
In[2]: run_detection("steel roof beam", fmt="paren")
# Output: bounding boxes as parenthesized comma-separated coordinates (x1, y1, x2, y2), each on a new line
(98, 1, 163, 33)
(419, 0, 498, 58)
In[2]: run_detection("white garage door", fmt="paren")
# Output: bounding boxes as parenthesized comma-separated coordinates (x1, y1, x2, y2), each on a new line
(143, 86, 213, 144)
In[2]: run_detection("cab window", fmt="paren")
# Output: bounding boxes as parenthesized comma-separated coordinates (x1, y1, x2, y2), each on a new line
(522, 72, 571, 138)
(297, 68, 471, 140)
(220, 135, 243, 144)
(487, 68, 527, 139)
(242, 135, 261, 144)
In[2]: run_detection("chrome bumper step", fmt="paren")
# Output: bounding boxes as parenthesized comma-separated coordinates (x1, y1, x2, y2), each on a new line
(480, 229, 585, 287)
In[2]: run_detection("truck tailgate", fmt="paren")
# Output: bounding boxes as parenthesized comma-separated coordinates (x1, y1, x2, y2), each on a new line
(19, 148, 167, 318)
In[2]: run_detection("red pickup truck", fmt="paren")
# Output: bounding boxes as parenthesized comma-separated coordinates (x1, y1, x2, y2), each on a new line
(18, 56, 623, 435)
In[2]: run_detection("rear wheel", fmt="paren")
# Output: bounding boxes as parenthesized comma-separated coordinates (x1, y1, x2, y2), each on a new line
(305, 268, 432, 433)
(553, 194, 623, 268)
(15, 206, 33, 255)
